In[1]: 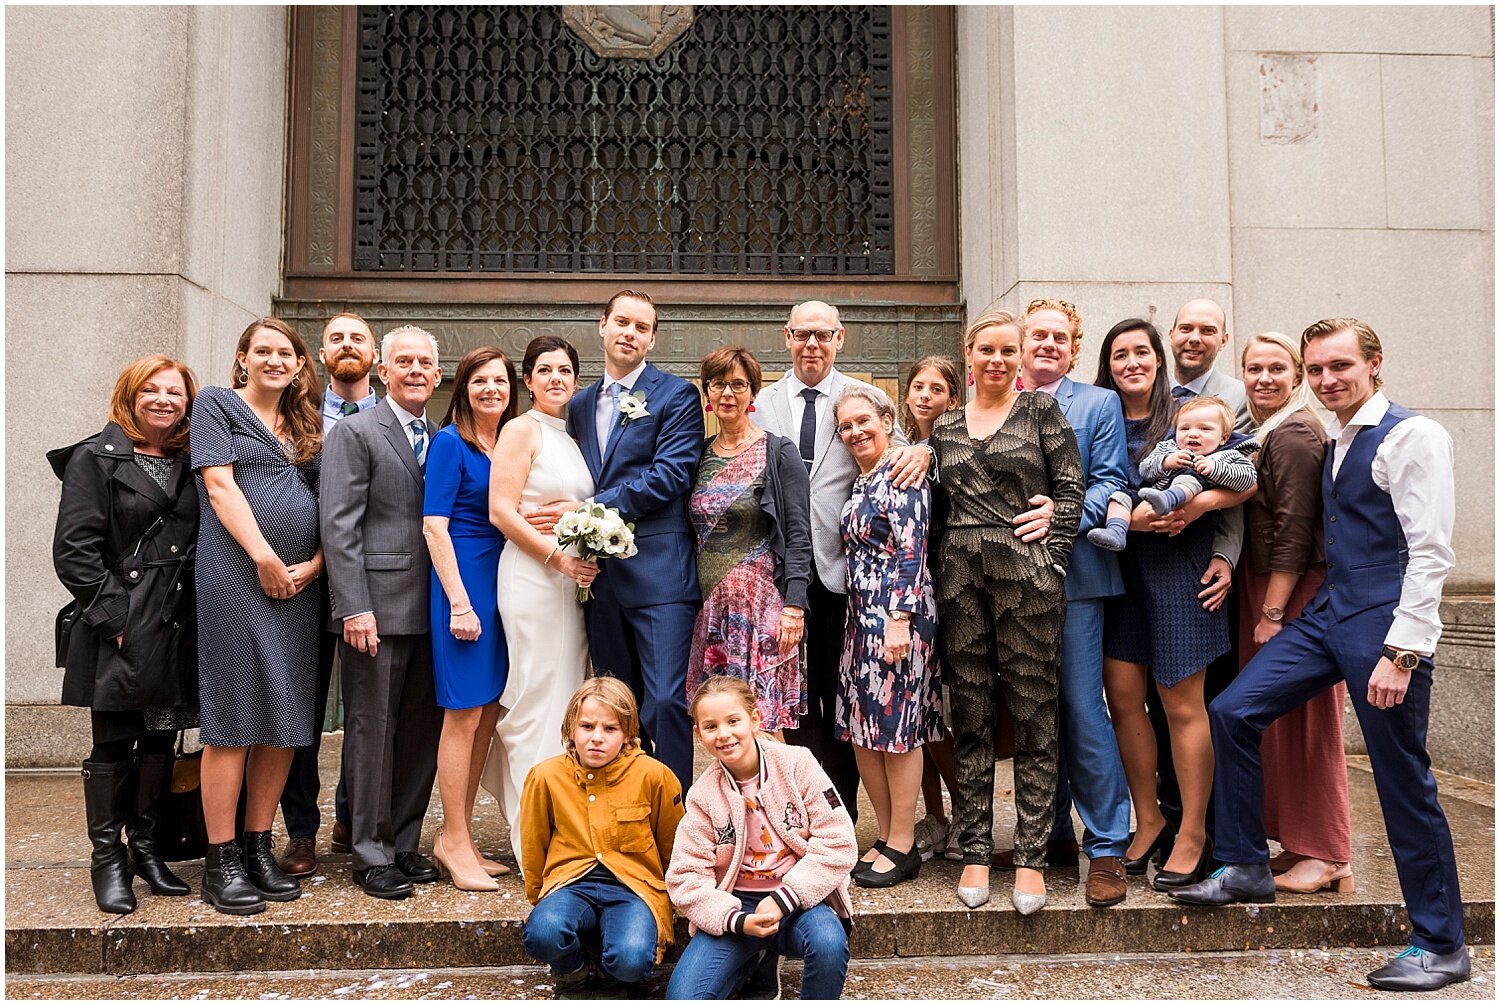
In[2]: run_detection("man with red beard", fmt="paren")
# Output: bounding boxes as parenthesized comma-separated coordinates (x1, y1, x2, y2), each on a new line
(276, 312, 378, 878)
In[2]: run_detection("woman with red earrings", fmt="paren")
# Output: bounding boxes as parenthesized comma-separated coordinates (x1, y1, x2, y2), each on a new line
(686, 346, 813, 739)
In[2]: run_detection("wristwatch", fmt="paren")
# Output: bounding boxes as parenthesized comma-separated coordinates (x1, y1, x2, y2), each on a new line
(1261, 605, 1284, 623)
(1380, 645, 1421, 671)
(888, 610, 911, 623)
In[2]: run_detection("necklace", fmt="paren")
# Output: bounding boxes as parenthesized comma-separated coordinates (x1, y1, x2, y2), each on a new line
(714, 427, 762, 455)
(853, 446, 895, 488)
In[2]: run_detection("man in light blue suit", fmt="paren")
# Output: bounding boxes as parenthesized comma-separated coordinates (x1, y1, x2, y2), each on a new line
(549, 290, 706, 791)
(1018, 299, 1133, 907)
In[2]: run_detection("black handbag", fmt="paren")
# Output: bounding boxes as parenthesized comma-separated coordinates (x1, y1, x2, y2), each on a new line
(156, 732, 208, 862)
(54, 601, 78, 668)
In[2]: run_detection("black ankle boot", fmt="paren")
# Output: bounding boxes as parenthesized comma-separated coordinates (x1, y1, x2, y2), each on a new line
(81, 760, 136, 914)
(241, 831, 301, 901)
(202, 839, 266, 915)
(125, 754, 190, 896)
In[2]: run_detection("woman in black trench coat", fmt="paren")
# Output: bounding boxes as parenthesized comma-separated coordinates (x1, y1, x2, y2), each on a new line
(50, 354, 201, 914)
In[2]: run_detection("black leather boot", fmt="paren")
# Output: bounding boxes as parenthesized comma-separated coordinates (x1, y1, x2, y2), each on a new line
(125, 754, 190, 896)
(82, 760, 137, 914)
(202, 839, 266, 915)
(241, 830, 301, 901)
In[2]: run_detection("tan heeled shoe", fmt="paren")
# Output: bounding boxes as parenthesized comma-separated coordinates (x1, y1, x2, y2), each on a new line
(1268, 849, 1305, 874)
(472, 846, 511, 877)
(1274, 859, 1354, 894)
(432, 829, 499, 892)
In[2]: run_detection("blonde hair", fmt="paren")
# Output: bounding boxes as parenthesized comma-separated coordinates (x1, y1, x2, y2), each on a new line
(1175, 395, 1234, 439)
(1300, 316, 1383, 390)
(689, 675, 758, 723)
(963, 308, 1022, 350)
(108, 355, 199, 454)
(560, 678, 641, 756)
(1023, 298, 1084, 373)
(1240, 331, 1315, 438)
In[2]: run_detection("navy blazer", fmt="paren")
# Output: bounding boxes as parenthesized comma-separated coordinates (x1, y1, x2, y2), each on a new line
(568, 362, 706, 609)
(1055, 377, 1127, 602)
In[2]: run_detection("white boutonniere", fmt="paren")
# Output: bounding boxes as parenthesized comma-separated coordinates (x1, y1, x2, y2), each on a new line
(618, 390, 650, 427)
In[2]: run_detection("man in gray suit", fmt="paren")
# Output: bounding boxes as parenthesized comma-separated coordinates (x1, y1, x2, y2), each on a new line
(320, 325, 445, 899)
(750, 300, 932, 818)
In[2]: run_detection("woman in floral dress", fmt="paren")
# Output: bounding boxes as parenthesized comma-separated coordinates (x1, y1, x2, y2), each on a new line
(687, 347, 812, 738)
(835, 385, 943, 889)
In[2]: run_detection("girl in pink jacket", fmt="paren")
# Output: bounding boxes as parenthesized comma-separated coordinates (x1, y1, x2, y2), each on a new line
(666, 676, 858, 1000)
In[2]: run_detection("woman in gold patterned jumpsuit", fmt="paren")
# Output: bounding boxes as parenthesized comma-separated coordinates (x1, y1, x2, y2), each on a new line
(930, 309, 1083, 914)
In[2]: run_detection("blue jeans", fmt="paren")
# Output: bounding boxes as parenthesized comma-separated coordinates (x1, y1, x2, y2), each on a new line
(667, 892, 849, 1000)
(1049, 599, 1131, 857)
(522, 869, 658, 982)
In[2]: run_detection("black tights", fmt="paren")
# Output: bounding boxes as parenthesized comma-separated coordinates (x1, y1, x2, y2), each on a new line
(88, 710, 175, 762)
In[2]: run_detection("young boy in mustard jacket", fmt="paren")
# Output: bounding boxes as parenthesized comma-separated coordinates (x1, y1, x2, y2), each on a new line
(519, 678, 685, 998)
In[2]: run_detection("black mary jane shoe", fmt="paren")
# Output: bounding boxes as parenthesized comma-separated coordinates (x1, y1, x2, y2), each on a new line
(854, 843, 921, 889)
(1123, 819, 1177, 876)
(852, 839, 891, 879)
(1152, 836, 1215, 892)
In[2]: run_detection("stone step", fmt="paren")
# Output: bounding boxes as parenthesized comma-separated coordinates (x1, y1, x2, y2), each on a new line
(5, 948, 1497, 1000)
(6, 758, 1493, 976)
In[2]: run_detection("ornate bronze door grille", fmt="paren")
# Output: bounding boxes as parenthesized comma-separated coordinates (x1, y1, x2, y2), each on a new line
(353, 6, 894, 276)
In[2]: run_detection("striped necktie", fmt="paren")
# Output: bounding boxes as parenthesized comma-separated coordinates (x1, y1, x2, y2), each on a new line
(410, 418, 427, 466)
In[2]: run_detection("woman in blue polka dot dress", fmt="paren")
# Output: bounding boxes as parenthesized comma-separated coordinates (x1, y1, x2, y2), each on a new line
(190, 317, 324, 915)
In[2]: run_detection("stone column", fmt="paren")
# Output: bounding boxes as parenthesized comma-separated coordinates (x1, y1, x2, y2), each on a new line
(957, 5, 1235, 373)
(5, 6, 288, 763)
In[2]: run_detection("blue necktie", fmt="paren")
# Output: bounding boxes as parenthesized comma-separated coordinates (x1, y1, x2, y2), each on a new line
(1172, 385, 1196, 402)
(410, 418, 427, 466)
(799, 387, 819, 470)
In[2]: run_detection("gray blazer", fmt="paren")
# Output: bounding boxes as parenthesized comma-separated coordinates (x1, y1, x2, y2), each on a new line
(320, 398, 431, 634)
(751, 369, 907, 593)
(1201, 366, 1253, 568)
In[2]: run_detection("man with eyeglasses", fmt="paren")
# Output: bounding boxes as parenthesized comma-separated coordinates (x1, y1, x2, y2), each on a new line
(750, 300, 932, 819)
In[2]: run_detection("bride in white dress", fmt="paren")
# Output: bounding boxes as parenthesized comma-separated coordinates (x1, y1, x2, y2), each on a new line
(483, 337, 597, 875)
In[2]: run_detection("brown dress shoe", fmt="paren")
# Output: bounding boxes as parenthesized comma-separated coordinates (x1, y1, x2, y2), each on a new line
(1085, 856, 1128, 907)
(992, 838, 1080, 870)
(330, 820, 352, 854)
(277, 836, 318, 878)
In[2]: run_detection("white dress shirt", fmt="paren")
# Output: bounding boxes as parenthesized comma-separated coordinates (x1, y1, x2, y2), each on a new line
(1328, 392, 1456, 653)
(386, 396, 428, 454)
(595, 360, 647, 454)
(787, 369, 838, 459)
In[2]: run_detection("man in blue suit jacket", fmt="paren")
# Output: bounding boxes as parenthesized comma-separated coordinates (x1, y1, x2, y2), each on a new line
(1019, 300, 1133, 907)
(545, 290, 705, 790)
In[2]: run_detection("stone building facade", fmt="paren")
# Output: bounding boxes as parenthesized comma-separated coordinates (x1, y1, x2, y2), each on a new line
(6, 5, 1493, 776)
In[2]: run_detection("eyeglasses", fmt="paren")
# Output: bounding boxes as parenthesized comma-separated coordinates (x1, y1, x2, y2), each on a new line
(788, 328, 838, 344)
(706, 379, 752, 394)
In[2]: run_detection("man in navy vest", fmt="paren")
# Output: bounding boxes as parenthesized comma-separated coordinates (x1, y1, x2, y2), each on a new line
(1172, 318, 1467, 992)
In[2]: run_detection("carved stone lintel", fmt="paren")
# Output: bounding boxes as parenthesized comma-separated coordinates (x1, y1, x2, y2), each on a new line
(561, 6, 694, 60)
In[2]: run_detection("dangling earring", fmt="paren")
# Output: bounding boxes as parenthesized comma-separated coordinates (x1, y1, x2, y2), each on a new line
(705, 401, 714, 413)
(747, 402, 756, 413)
(967, 373, 975, 387)
(292, 370, 303, 387)
(236, 363, 249, 386)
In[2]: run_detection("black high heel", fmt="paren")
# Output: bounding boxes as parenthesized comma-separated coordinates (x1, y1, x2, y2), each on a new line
(1123, 819, 1177, 876)
(1152, 835, 1214, 891)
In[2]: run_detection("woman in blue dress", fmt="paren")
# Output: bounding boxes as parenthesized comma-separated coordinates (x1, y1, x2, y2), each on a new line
(423, 346, 519, 891)
(1094, 319, 1253, 893)
(192, 317, 324, 915)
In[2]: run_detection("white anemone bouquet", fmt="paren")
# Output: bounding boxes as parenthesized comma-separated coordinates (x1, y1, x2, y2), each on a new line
(554, 501, 638, 602)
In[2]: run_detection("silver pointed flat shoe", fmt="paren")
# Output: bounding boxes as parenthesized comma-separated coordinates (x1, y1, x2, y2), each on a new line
(956, 884, 990, 909)
(1011, 887, 1047, 916)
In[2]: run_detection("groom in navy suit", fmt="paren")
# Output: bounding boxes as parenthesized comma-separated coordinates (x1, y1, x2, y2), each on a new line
(529, 290, 705, 790)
